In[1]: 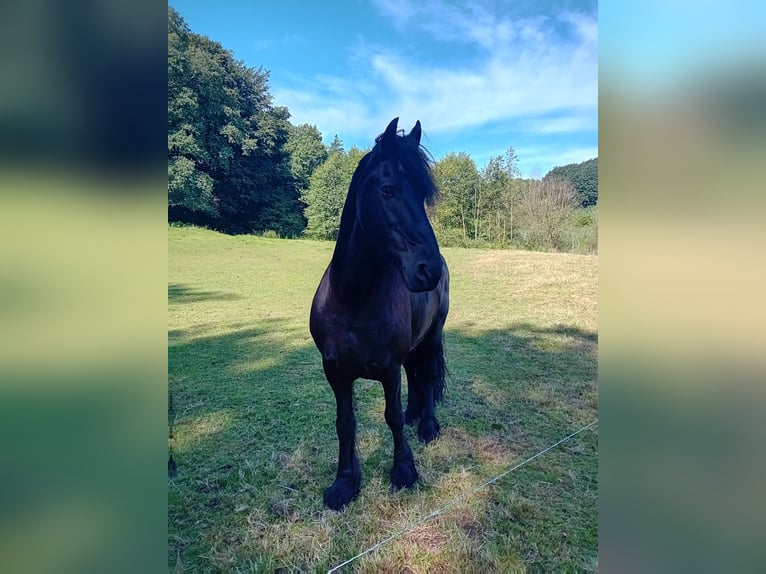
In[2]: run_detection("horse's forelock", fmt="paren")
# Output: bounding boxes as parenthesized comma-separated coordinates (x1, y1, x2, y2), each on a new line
(400, 138, 439, 205)
(364, 135, 439, 205)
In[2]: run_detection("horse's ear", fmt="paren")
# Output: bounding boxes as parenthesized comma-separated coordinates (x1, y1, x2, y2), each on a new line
(380, 117, 399, 153)
(409, 120, 422, 145)
(384, 117, 399, 138)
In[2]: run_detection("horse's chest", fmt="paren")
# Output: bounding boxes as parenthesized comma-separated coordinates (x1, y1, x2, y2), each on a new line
(342, 318, 404, 357)
(319, 313, 408, 376)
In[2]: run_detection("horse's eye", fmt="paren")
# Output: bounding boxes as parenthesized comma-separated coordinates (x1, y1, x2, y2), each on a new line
(381, 185, 394, 197)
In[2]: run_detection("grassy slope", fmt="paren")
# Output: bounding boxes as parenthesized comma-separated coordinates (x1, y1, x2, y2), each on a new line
(169, 226, 598, 572)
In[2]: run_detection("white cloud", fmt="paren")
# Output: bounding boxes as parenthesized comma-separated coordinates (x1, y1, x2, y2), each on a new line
(275, 0, 597, 149)
(281, 33, 308, 46)
(522, 114, 597, 134)
(252, 39, 272, 51)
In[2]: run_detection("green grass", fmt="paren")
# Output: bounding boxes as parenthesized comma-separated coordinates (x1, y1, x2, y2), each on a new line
(169, 226, 598, 572)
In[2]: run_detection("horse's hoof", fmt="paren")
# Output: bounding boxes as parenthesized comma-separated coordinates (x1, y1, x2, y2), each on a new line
(391, 459, 418, 490)
(323, 478, 360, 511)
(418, 417, 441, 444)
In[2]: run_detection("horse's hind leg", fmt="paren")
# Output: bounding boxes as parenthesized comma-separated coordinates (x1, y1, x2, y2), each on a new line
(410, 328, 446, 444)
(403, 358, 423, 426)
(381, 368, 418, 491)
(323, 366, 361, 511)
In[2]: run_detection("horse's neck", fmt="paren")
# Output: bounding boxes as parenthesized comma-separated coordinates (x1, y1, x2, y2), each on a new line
(330, 225, 390, 303)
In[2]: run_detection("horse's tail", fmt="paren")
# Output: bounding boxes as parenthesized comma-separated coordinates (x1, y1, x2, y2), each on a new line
(406, 334, 447, 404)
(433, 337, 446, 403)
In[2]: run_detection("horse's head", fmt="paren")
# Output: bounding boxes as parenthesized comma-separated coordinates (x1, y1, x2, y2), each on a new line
(353, 117, 442, 292)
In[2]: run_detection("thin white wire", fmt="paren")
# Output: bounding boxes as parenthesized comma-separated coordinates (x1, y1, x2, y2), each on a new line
(327, 419, 598, 573)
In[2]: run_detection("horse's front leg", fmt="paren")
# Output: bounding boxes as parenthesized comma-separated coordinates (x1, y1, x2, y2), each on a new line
(324, 368, 361, 511)
(381, 367, 418, 490)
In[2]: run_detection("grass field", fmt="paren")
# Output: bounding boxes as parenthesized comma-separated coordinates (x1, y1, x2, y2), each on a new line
(168, 226, 598, 572)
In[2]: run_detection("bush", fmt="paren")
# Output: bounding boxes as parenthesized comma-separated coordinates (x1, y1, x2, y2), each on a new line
(433, 226, 471, 248)
(168, 221, 209, 230)
(561, 207, 598, 254)
(261, 230, 280, 239)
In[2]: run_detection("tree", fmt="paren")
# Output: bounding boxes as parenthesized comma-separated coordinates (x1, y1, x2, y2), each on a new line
(544, 157, 598, 207)
(168, 156, 216, 218)
(328, 135, 345, 156)
(302, 147, 366, 240)
(479, 147, 521, 243)
(431, 152, 480, 242)
(168, 8, 218, 221)
(504, 147, 521, 179)
(518, 176, 579, 250)
(478, 156, 505, 243)
(285, 123, 328, 193)
(167, 7, 302, 235)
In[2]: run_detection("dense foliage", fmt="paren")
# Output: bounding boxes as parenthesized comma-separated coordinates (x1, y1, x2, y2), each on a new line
(168, 7, 304, 235)
(167, 8, 597, 251)
(544, 157, 598, 207)
(285, 123, 328, 194)
(428, 150, 595, 252)
(302, 146, 366, 240)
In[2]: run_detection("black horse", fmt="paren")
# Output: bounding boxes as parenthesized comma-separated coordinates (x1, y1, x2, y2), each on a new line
(310, 117, 449, 510)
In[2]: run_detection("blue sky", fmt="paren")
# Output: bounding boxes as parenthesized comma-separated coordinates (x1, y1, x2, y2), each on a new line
(170, 0, 598, 178)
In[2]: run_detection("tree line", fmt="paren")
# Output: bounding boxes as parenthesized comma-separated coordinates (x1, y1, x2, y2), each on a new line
(168, 7, 597, 252)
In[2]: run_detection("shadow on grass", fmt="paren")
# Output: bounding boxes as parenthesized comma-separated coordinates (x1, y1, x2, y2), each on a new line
(355, 322, 598, 493)
(168, 318, 597, 571)
(168, 318, 327, 473)
(168, 282, 242, 304)
(441, 322, 598, 437)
